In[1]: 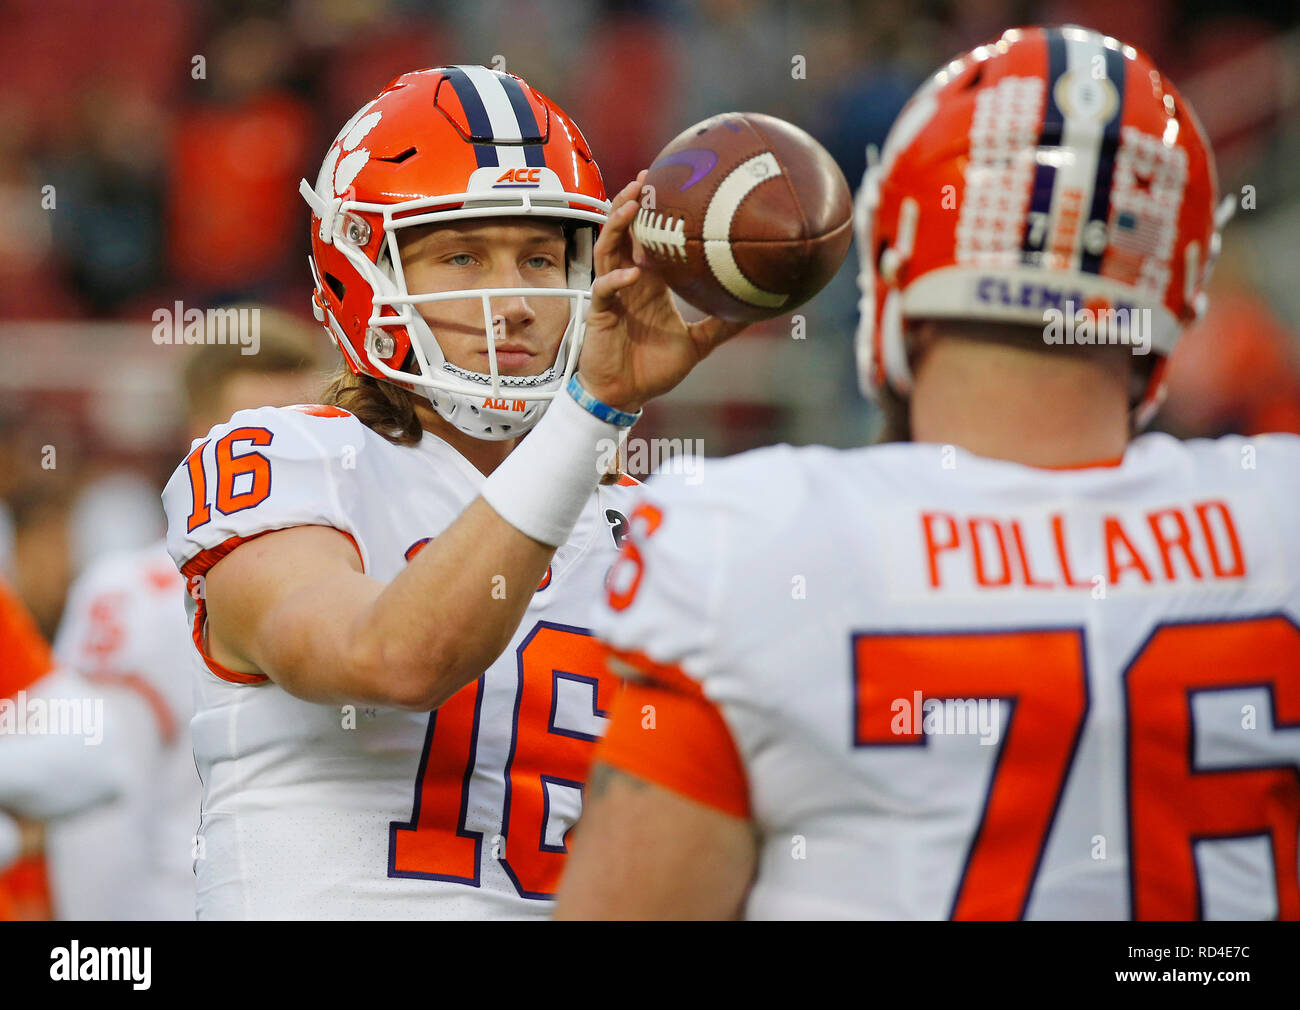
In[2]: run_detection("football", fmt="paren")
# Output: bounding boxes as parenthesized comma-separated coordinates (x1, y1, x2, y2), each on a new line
(631, 111, 853, 322)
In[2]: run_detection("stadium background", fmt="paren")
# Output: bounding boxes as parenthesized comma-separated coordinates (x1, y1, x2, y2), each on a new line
(0, 0, 1297, 916)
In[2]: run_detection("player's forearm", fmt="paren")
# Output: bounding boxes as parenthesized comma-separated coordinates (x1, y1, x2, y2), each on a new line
(208, 510, 556, 710)
(339, 498, 555, 710)
(556, 763, 756, 920)
(343, 387, 627, 707)
(217, 391, 621, 708)
(335, 395, 618, 707)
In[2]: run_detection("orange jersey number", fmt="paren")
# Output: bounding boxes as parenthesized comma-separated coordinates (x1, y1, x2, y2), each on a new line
(854, 628, 1087, 919)
(853, 615, 1300, 919)
(1127, 615, 1300, 919)
(389, 621, 618, 899)
(605, 503, 664, 612)
(184, 428, 274, 532)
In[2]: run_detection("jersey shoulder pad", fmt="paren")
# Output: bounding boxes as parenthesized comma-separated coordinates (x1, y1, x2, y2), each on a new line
(1175, 432, 1300, 493)
(650, 441, 815, 530)
(593, 445, 794, 677)
(162, 405, 369, 576)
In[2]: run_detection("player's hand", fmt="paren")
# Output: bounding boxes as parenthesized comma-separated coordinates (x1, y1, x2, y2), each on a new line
(577, 172, 748, 413)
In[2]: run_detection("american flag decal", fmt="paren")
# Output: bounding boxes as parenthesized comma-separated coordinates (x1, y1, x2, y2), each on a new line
(1102, 126, 1188, 298)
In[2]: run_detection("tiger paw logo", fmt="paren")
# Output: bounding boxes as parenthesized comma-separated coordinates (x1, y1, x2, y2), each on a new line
(315, 99, 383, 201)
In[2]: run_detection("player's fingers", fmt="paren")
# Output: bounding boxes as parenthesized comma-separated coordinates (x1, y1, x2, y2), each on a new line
(607, 172, 644, 214)
(594, 174, 647, 272)
(587, 266, 641, 317)
(593, 199, 639, 274)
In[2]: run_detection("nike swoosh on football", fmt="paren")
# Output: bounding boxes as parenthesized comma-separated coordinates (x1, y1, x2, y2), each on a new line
(650, 149, 719, 191)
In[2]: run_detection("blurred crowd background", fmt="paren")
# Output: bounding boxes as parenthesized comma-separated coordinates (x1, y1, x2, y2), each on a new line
(1, 0, 1298, 646)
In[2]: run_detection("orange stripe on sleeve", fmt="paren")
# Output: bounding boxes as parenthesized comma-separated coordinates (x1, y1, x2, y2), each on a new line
(596, 677, 751, 821)
(179, 525, 364, 686)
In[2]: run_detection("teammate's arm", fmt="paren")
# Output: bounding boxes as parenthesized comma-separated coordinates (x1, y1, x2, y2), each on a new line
(556, 666, 758, 918)
(555, 761, 757, 919)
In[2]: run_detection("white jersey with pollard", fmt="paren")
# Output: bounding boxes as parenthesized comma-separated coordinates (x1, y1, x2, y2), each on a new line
(162, 405, 635, 920)
(594, 433, 1300, 920)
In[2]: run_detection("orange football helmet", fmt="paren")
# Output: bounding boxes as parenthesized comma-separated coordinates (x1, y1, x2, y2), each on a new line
(301, 66, 609, 439)
(854, 26, 1228, 426)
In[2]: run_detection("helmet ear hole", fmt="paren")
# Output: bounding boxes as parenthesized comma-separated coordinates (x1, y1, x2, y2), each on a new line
(324, 273, 346, 301)
(566, 223, 597, 287)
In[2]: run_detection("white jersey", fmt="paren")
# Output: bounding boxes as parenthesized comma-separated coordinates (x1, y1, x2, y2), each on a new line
(51, 542, 200, 920)
(162, 405, 635, 920)
(593, 432, 1300, 920)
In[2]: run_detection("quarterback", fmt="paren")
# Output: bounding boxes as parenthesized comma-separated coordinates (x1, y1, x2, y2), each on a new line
(558, 27, 1300, 919)
(161, 66, 741, 918)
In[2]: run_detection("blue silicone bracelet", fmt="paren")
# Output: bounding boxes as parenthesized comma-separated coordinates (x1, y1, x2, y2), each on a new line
(566, 375, 642, 428)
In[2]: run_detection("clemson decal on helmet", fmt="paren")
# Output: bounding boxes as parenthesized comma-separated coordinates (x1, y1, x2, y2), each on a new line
(854, 26, 1225, 427)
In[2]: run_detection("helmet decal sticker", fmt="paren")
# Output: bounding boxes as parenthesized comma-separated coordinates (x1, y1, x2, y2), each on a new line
(957, 76, 1045, 270)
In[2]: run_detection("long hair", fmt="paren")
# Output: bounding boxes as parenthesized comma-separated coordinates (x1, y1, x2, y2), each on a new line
(319, 362, 424, 446)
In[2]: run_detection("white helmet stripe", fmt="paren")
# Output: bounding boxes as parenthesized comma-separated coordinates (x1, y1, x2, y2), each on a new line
(455, 65, 527, 168)
(1047, 28, 1120, 271)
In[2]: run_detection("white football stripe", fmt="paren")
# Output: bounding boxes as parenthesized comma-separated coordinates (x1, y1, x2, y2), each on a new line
(456, 64, 526, 168)
(1050, 30, 1108, 270)
(702, 152, 787, 309)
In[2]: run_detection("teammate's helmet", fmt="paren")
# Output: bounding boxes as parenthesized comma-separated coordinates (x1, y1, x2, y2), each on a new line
(854, 26, 1225, 426)
(301, 66, 608, 440)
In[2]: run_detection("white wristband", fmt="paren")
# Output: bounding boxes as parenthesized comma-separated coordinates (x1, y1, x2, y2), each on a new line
(480, 387, 623, 547)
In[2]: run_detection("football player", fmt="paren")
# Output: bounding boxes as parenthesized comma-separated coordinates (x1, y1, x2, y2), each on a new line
(43, 308, 323, 920)
(160, 66, 743, 918)
(557, 26, 1300, 920)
